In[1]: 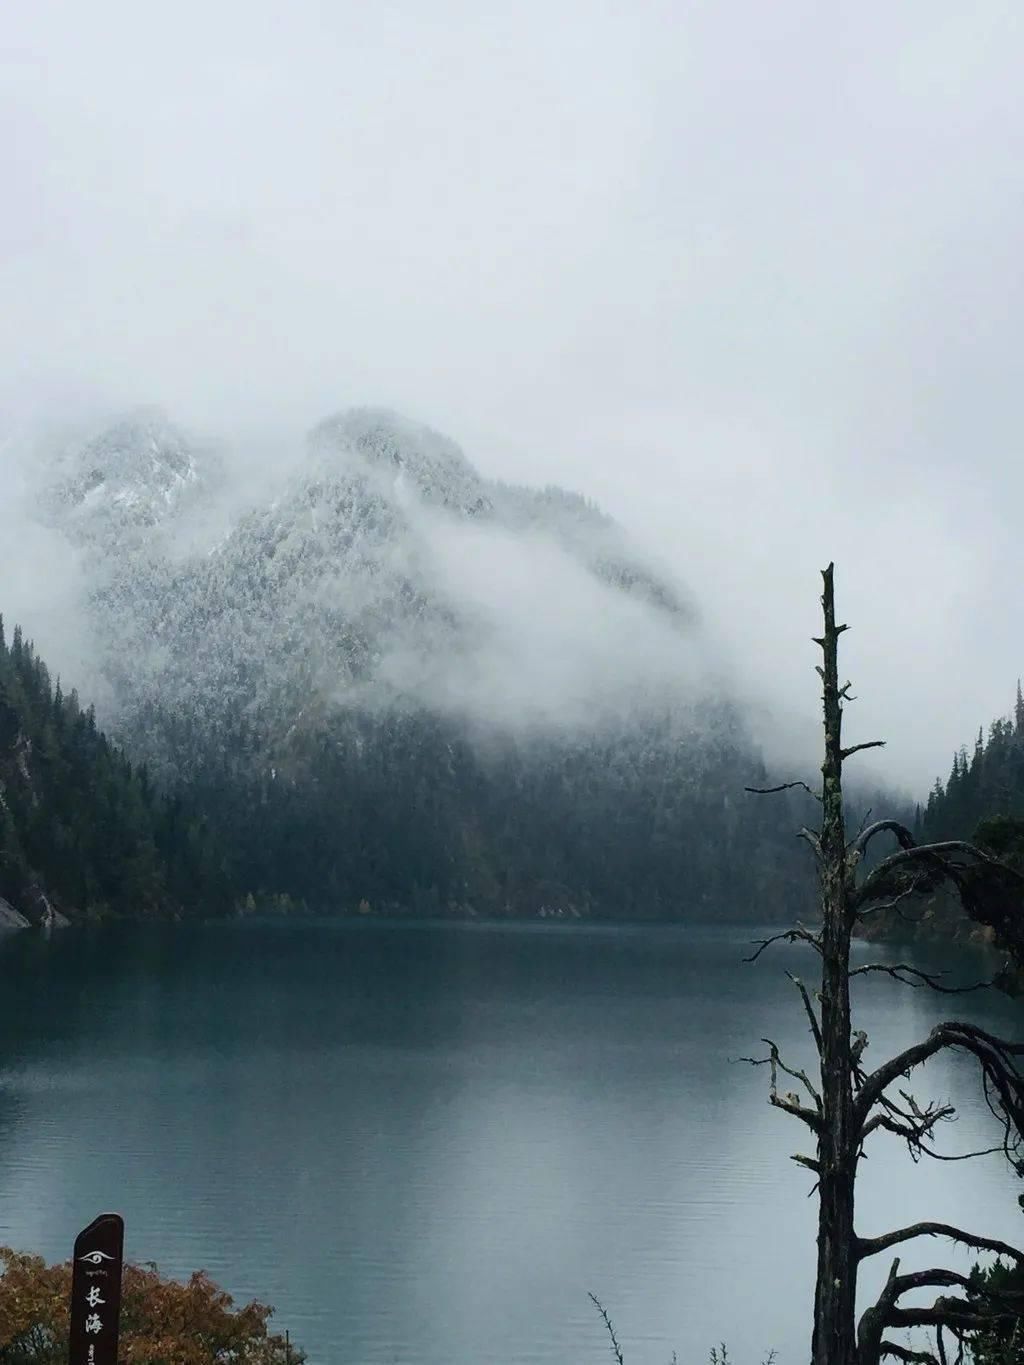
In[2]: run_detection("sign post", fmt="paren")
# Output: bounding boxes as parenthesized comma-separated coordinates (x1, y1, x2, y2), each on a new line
(68, 1213, 124, 1365)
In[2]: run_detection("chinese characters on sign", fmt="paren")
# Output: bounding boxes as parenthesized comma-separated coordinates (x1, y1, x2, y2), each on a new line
(68, 1214, 124, 1365)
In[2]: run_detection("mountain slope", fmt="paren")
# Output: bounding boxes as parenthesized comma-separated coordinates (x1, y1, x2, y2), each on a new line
(16, 405, 825, 921)
(0, 615, 232, 923)
(36, 406, 705, 750)
(855, 685, 1024, 951)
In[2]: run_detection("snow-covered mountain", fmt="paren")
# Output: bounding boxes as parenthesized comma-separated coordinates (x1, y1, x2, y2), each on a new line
(37, 408, 222, 550)
(28, 405, 709, 759)
(8, 405, 824, 921)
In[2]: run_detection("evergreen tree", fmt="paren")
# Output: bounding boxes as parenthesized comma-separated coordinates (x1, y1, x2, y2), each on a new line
(0, 612, 234, 922)
(920, 685, 1024, 845)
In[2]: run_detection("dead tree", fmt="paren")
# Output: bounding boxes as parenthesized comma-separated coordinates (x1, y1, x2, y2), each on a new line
(742, 564, 1024, 1365)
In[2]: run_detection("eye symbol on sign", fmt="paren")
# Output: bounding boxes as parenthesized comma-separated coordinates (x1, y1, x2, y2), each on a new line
(78, 1251, 114, 1265)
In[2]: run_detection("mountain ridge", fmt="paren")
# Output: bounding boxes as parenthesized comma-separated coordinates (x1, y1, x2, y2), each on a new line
(32, 405, 711, 757)
(4, 405, 842, 922)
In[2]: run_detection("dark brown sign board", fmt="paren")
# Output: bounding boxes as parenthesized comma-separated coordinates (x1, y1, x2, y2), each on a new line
(68, 1213, 124, 1365)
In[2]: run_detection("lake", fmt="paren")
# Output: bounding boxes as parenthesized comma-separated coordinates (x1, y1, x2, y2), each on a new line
(0, 919, 1021, 1364)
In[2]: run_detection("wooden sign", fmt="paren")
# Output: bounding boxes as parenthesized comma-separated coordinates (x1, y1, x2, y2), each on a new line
(68, 1213, 124, 1365)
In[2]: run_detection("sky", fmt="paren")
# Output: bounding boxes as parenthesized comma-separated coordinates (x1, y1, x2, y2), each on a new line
(2, 0, 1023, 795)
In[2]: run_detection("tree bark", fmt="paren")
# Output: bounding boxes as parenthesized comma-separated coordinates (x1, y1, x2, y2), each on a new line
(812, 563, 859, 1365)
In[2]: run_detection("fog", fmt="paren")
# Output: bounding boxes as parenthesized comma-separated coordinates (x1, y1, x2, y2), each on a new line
(3, 0, 1023, 796)
(368, 494, 720, 735)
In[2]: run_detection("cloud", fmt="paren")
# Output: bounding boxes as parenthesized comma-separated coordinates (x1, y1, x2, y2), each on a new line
(2, 0, 1022, 793)
(371, 506, 716, 734)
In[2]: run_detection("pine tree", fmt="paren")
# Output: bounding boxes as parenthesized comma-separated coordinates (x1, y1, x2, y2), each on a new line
(921, 686, 1024, 846)
(0, 611, 237, 922)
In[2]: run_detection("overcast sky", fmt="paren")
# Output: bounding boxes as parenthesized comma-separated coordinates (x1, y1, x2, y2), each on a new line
(2, 0, 1023, 794)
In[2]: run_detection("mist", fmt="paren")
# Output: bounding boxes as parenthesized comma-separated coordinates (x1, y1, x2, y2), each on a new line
(4, 0, 1024, 797)
(369, 501, 719, 734)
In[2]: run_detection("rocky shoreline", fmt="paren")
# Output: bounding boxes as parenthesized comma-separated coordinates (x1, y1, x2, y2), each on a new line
(0, 897, 30, 931)
(0, 891, 70, 933)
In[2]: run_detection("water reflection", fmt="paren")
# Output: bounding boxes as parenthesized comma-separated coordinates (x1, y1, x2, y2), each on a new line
(0, 921, 1019, 1363)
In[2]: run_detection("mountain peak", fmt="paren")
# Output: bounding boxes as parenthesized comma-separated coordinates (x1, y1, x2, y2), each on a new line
(308, 408, 492, 515)
(37, 407, 219, 543)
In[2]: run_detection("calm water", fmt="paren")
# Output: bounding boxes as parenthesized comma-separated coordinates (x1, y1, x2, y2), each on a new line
(0, 919, 1021, 1364)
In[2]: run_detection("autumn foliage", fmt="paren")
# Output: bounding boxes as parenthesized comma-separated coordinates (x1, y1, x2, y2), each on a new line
(0, 1247, 304, 1364)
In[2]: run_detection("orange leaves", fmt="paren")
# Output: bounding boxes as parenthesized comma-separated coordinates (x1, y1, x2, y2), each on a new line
(0, 1247, 68, 1361)
(0, 1246, 303, 1364)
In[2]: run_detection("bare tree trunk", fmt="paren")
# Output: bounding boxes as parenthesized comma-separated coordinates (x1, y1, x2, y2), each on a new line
(745, 563, 1024, 1364)
(812, 564, 858, 1365)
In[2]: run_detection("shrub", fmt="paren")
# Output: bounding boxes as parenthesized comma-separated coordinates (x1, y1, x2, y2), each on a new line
(0, 1246, 304, 1364)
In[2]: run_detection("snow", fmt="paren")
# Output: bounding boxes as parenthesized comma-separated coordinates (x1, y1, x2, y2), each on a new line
(29, 406, 708, 777)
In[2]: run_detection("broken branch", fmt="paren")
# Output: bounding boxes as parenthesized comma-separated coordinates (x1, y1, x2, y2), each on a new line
(841, 740, 887, 760)
(786, 971, 823, 1054)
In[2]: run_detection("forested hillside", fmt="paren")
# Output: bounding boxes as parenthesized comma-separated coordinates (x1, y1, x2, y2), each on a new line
(856, 684, 1024, 951)
(0, 608, 829, 925)
(5, 410, 938, 927)
(0, 616, 232, 923)
(916, 683, 1024, 840)
(150, 698, 825, 922)
(0, 407, 846, 926)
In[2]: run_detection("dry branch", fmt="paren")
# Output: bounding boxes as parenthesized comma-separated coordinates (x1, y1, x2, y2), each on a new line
(852, 839, 1024, 915)
(745, 779, 822, 801)
(848, 820, 917, 859)
(849, 963, 992, 994)
(841, 741, 887, 761)
(786, 971, 824, 1054)
(735, 1038, 823, 1128)
(856, 1222, 1024, 1265)
(853, 876, 934, 922)
(876, 1344, 939, 1364)
(744, 926, 822, 962)
(798, 827, 823, 857)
